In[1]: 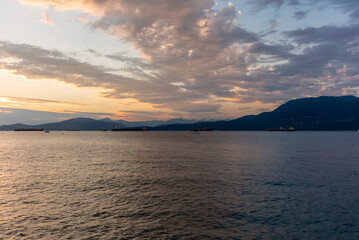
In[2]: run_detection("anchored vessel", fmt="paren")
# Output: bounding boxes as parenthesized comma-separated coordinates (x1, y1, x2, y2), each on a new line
(14, 128, 44, 131)
(189, 127, 212, 132)
(112, 127, 149, 131)
(265, 127, 295, 131)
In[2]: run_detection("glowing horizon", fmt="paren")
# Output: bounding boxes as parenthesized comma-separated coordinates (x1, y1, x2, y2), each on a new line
(0, 0, 358, 124)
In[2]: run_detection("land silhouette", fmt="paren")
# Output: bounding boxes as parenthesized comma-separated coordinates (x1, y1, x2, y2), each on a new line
(1, 96, 359, 131)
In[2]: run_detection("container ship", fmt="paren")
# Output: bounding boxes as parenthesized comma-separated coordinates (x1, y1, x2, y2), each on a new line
(112, 127, 149, 131)
(14, 128, 44, 131)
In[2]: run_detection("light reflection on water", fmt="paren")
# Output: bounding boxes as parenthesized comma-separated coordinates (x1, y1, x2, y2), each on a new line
(0, 131, 358, 239)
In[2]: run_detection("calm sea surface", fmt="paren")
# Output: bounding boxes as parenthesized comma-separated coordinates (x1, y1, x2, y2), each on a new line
(0, 131, 358, 239)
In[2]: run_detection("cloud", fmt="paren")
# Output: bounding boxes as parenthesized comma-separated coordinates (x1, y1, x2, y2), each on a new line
(246, 0, 292, 10)
(327, 0, 359, 20)
(0, 41, 119, 87)
(2, 1, 261, 115)
(274, 23, 359, 91)
(7, 0, 359, 115)
(0, 41, 222, 114)
(0, 96, 88, 106)
(246, 0, 359, 21)
(294, 11, 308, 20)
(285, 24, 359, 44)
(40, 12, 55, 26)
(55, 109, 115, 116)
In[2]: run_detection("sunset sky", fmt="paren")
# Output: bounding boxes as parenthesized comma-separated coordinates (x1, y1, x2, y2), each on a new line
(0, 0, 358, 124)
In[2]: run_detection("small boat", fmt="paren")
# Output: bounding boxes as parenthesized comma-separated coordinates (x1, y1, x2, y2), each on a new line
(44, 130, 50, 133)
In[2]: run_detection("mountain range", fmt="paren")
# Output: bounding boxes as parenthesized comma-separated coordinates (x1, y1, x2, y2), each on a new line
(1, 96, 359, 131)
(0, 117, 208, 131)
(99, 118, 213, 127)
(153, 96, 359, 131)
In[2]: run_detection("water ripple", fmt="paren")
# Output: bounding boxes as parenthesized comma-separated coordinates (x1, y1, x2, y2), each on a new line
(0, 131, 358, 239)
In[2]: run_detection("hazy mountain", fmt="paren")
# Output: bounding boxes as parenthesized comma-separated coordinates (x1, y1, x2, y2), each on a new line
(1, 96, 359, 131)
(0, 123, 33, 131)
(99, 118, 209, 127)
(0, 117, 205, 131)
(0, 117, 126, 131)
(152, 96, 359, 131)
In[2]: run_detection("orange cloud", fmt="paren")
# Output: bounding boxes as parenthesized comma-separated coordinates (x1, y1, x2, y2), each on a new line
(21, 0, 103, 15)
(40, 12, 55, 26)
(0, 96, 88, 106)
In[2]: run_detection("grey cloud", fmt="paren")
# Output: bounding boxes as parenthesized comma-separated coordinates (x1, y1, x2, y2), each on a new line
(276, 44, 343, 77)
(19, 1, 283, 109)
(90, 0, 258, 64)
(243, 0, 359, 30)
(0, 41, 121, 87)
(276, 22, 359, 83)
(248, 42, 294, 59)
(247, 0, 359, 21)
(246, 0, 303, 11)
(92, 0, 359, 105)
(11, 0, 359, 114)
(0, 41, 222, 113)
(247, 0, 286, 10)
(87, 0, 261, 106)
(285, 24, 359, 44)
(106, 53, 155, 71)
(294, 11, 308, 20)
(328, 0, 359, 19)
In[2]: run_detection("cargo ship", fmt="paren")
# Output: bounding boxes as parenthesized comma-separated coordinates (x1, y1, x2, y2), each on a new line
(112, 127, 149, 131)
(14, 128, 44, 131)
(189, 127, 212, 132)
(265, 127, 295, 131)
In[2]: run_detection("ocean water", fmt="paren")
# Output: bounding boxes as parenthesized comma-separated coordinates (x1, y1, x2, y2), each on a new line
(0, 131, 358, 239)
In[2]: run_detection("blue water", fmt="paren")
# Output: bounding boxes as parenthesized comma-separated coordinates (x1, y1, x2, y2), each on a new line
(0, 131, 358, 239)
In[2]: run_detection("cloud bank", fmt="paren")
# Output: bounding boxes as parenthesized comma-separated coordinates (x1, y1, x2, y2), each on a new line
(2, 0, 358, 117)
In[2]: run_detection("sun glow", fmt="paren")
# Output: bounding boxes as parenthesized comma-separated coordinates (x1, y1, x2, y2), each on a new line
(0, 97, 12, 103)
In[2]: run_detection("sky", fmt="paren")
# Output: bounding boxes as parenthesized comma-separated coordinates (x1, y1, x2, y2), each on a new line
(0, 0, 358, 124)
